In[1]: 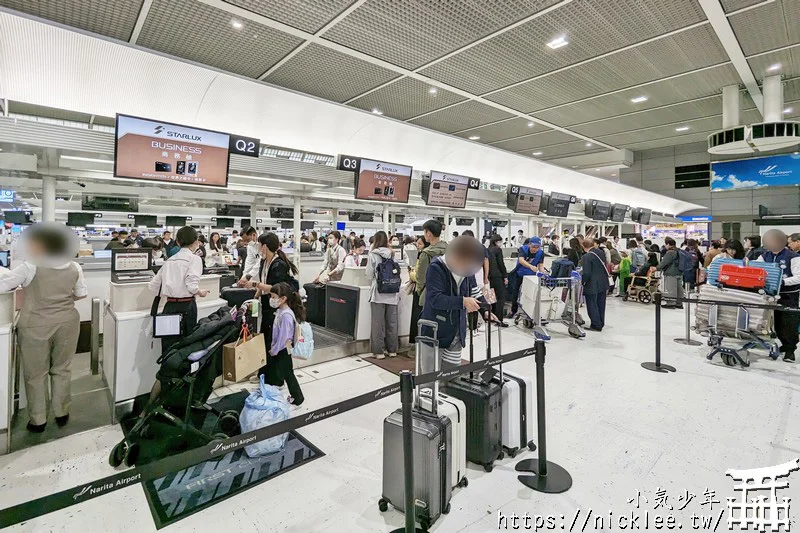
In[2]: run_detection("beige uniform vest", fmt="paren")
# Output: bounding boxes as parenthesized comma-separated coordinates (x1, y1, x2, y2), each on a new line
(18, 263, 79, 327)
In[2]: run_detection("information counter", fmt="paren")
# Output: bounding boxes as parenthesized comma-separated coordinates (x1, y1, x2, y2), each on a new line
(103, 275, 225, 420)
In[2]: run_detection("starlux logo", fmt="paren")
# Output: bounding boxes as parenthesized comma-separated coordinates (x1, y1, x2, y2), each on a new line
(153, 125, 164, 135)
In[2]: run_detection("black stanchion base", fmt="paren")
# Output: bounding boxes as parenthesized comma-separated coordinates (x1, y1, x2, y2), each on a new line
(641, 361, 676, 373)
(515, 459, 573, 494)
(389, 529, 425, 533)
(673, 337, 702, 346)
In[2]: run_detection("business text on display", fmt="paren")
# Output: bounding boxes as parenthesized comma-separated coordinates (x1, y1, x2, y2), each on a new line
(354, 158, 413, 203)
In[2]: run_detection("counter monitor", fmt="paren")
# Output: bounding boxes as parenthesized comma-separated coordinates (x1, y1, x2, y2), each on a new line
(425, 171, 473, 208)
(3, 210, 31, 225)
(638, 208, 652, 225)
(111, 249, 152, 273)
(0, 250, 9, 269)
(114, 114, 230, 188)
(584, 200, 611, 221)
(354, 158, 412, 204)
(507, 185, 544, 215)
(215, 217, 234, 229)
(610, 204, 628, 223)
(544, 191, 573, 218)
(165, 216, 187, 227)
(134, 215, 158, 227)
(67, 212, 96, 227)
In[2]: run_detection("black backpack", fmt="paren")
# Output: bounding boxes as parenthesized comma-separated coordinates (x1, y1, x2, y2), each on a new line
(376, 255, 402, 293)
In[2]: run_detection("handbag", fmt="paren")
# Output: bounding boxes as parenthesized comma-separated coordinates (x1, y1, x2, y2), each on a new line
(222, 322, 266, 382)
(150, 290, 185, 338)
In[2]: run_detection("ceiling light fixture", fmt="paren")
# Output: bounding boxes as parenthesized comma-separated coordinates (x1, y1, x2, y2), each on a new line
(231, 19, 243, 29)
(527, 122, 535, 127)
(675, 126, 690, 132)
(469, 135, 480, 141)
(532, 152, 543, 156)
(594, 168, 600, 171)
(784, 107, 793, 114)
(767, 63, 781, 72)
(371, 108, 383, 115)
(428, 87, 437, 95)
(611, 173, 617, 177)
(546, 36, 568, 49)
(631, 96, 648, 103)
(585, 142, 592, 147)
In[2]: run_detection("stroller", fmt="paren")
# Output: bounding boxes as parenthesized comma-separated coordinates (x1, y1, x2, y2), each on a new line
(109, 305, 245, 467)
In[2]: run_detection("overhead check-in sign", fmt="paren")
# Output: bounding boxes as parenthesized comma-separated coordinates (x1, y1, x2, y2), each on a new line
(337, 154, 361, 172)
(229, 134, 260, 158)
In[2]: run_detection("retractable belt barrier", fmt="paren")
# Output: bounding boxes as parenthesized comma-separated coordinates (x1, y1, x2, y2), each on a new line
(661, 294, 800, 312)
(0, 345, 537, 528)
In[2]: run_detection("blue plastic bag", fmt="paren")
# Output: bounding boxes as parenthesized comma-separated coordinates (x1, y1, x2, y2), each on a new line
(292, 321, 314, 361)
(239, 375, 290, 457)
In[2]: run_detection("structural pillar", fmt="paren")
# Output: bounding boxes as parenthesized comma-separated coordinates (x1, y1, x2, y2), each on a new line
(390, 213, 396, 235)
(383, 204, 390, 235)
(250, 200, 258, 231)
(580, 221, 587, 235)
(763, 75, 784, 122)
(293, 197, 302, 268)
(556, 221, 563, 240)
(42, 176, 56, 223)
(331, 207, 338, 233)
(722, 85, 740, 128)
(472, 216, 480, 241)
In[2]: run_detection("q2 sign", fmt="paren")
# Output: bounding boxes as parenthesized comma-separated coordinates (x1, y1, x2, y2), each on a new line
(229, 134, 260, 158)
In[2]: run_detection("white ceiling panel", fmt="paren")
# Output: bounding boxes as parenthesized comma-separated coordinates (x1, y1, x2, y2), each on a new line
(224, 0, 354, 33)
(453, 118, 545, 143)
(347, 77, 467, 121)
(728, 0, 798, 56)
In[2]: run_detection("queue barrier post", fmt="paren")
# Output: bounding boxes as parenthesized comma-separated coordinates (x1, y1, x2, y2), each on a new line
(390, 370, 423, 533)
(515, 339, 572, 493)
(642, 292, 677, 373)
(673, 284, 701, 347)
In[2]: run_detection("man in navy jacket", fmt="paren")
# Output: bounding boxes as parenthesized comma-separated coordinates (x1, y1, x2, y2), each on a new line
(580, 238, 610, 331)
(757, 229, 800, 362)
(420, 236, 492, 372)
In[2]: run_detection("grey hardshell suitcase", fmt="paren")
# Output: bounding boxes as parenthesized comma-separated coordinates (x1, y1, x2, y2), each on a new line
(380, 320, 453, 532)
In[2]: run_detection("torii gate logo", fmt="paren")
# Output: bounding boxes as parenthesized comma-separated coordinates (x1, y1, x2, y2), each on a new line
(726, 458, 799, 532)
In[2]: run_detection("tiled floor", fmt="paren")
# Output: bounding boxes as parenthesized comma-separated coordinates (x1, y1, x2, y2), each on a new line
(3, 297, 800, 532)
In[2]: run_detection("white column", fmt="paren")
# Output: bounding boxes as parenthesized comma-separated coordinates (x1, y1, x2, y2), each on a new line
(722, 84, 740, 128)
(390, 212, 396, 235)
(382, 204, 390, 234)
(580, 221, 587, 235)
(617, 223, 622, 239)
(250, 200, 258, 230)
(293, 197, 302, 267)
(42, 176, 56, 223)
(331, 207, 338, 232)
(556, 221, 563, 240)
(763, 75, 784, 123)
(472, 216, 480, 241)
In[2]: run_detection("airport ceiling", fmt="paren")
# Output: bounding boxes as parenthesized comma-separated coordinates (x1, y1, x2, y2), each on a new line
(1, 0, 798, 164)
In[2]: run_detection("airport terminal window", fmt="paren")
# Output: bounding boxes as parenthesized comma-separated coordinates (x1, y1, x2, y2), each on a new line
(675, 163, 710, 189)
(722, 222, 741, 242)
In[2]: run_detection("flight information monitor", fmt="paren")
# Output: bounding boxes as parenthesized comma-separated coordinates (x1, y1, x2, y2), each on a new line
(610, 204, 628, 223)
(67, 212, 95, 227)
(425, 171, 475, 208)
(115, 114, 230, 187)
(507, 185, 543, 215)
(544, 191, 573, 218)
(354, 158, 412, 204)
(638, 208, 652, 225)
(585, 200, 611, 221)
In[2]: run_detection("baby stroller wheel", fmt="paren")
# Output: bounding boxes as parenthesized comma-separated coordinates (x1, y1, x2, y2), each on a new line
(378, 498, 389, 512)
(637, 290, 652, 304)
(721, 353, 737, 367)
(124, 442, 140, 467)
(109, 440, 128, 468)
(218, 411, 240, 436)
(523, 318, 533, 329)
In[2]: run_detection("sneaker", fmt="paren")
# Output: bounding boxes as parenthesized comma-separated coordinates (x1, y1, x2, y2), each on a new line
(374, 353, 385, 360)
(388, 352, 397, 358)
(288, 396, 304, 407)
(784, 352, 795, 363)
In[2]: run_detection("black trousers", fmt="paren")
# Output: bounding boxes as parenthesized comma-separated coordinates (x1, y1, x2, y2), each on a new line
(160, 299, 197, 356)
(261, 348, 304, 404)
(776, 292, 800, 354)
(584, 291, 606, 330)
(409, 290, 422, 345)
(489, 276, 506, 322)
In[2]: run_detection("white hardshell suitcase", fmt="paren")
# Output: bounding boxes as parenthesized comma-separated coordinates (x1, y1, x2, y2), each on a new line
(419, 388, 468, 489)
(495, 370, 536, 457)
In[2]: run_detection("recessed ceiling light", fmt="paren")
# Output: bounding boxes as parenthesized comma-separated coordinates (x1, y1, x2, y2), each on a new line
(611, 173, 617, 177)
(469, 135, 481, 141)
(631, 96, 648, 103)
(231, 19, 243, 29)
(546, 36, 568, 49)
(428, 87, 437, 95)
(768, 63, 781, 72)
(784, 107, 793, 114)
(532, 151, 543, 156)
(585, 142, 592, 147)
(371, 108, 383, 115)
(594, 168, 600, 171)
(527, 122, 535, 127)
(675, 126, 690, 132)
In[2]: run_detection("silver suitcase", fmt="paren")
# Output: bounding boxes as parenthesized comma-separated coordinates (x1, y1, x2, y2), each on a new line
(380, 320, 453, 531)
(695, 285, 775, 336)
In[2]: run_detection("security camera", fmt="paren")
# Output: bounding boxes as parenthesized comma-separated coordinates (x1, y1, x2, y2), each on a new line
(76, 182, 86, 188)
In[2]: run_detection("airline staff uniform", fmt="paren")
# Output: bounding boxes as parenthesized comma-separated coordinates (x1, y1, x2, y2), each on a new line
(757, 248, 800, 357)
(242, 240, 261, 279)
(319, 244, 346, 282)
(0, 261, 87, 426)
(148, 247, 202, 355)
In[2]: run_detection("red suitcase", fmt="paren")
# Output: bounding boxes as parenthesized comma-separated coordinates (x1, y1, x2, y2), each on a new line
(717, 264, 767, 292)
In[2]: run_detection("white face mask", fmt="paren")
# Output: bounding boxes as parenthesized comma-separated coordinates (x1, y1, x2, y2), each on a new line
(328, 239, 335, 246)
(269, 298, 281, 309)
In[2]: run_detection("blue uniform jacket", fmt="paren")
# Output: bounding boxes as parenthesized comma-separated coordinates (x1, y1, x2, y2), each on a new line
(420, 257, 483, 349)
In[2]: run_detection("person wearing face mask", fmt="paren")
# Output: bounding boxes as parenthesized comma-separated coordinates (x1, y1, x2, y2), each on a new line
(140, 237, 165, 266)
(247, 232, 298, 360)
(314, 230, 346, 283)
(263, 282, 305, 405)
(756, 229, 800, 362)
(365, 231, 400, 359)
(343, 238, 366, 267)
(419, 236, 495, 372)
(236, 226, 260, 286)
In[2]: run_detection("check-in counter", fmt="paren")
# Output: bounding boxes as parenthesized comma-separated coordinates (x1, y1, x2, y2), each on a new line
(0, 290, 14, 453)
(103, 274, 225, 420)
(76, 257, 112, 331)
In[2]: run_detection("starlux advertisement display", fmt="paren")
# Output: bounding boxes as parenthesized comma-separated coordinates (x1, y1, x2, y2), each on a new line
(711, 153, 800, 191)
(115, 114, 230, 187)
(427, 171, 472, 208)
(355, 159, 413, 203)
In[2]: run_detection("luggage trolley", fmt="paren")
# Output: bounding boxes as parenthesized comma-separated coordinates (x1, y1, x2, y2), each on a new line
(515, 272, 585, 340)
(705, 302, 779, 367)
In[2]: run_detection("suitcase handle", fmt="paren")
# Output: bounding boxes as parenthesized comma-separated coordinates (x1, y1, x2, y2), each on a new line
(415, 320, 440, 416)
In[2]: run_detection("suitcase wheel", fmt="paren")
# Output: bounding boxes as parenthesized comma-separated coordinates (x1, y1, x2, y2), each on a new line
(721, 353, 737, 367)
(458, 476, 469, 488)
(528, 441, 537, 452)
(378, 498, 388, 513)
(419, 517, 430, 532)
(506, 447, 519, 459)
(523, 318, 533, 329)
(498, 451, 505, 461)
(443, 503, 451, 515)
(483, 463, 494, 473)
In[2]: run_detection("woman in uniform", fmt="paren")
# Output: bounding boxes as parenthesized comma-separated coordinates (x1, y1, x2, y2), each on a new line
(0, 224, 87, 433)
(313, 230, 346, 283)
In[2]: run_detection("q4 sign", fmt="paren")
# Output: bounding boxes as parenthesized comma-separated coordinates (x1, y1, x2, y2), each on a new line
(229, 134, 260, 158)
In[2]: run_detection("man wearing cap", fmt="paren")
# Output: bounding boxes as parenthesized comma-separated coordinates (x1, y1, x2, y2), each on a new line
(509, 236, 545, 316)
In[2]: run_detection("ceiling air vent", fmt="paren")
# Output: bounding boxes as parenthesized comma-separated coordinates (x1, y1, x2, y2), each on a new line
(750, 122, 800, 152)
(707, 126, 749, 155)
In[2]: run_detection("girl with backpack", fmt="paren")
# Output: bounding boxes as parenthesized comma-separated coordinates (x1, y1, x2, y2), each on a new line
(264, 282, 305, 406)
(365, 231, 400, 360)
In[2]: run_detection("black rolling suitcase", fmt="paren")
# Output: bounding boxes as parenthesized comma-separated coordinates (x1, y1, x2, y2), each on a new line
(380, 320, 452, 532)
(443, 313, 503, 472)
(303, 282, 327, 327)
(220, 286, 256, 308)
